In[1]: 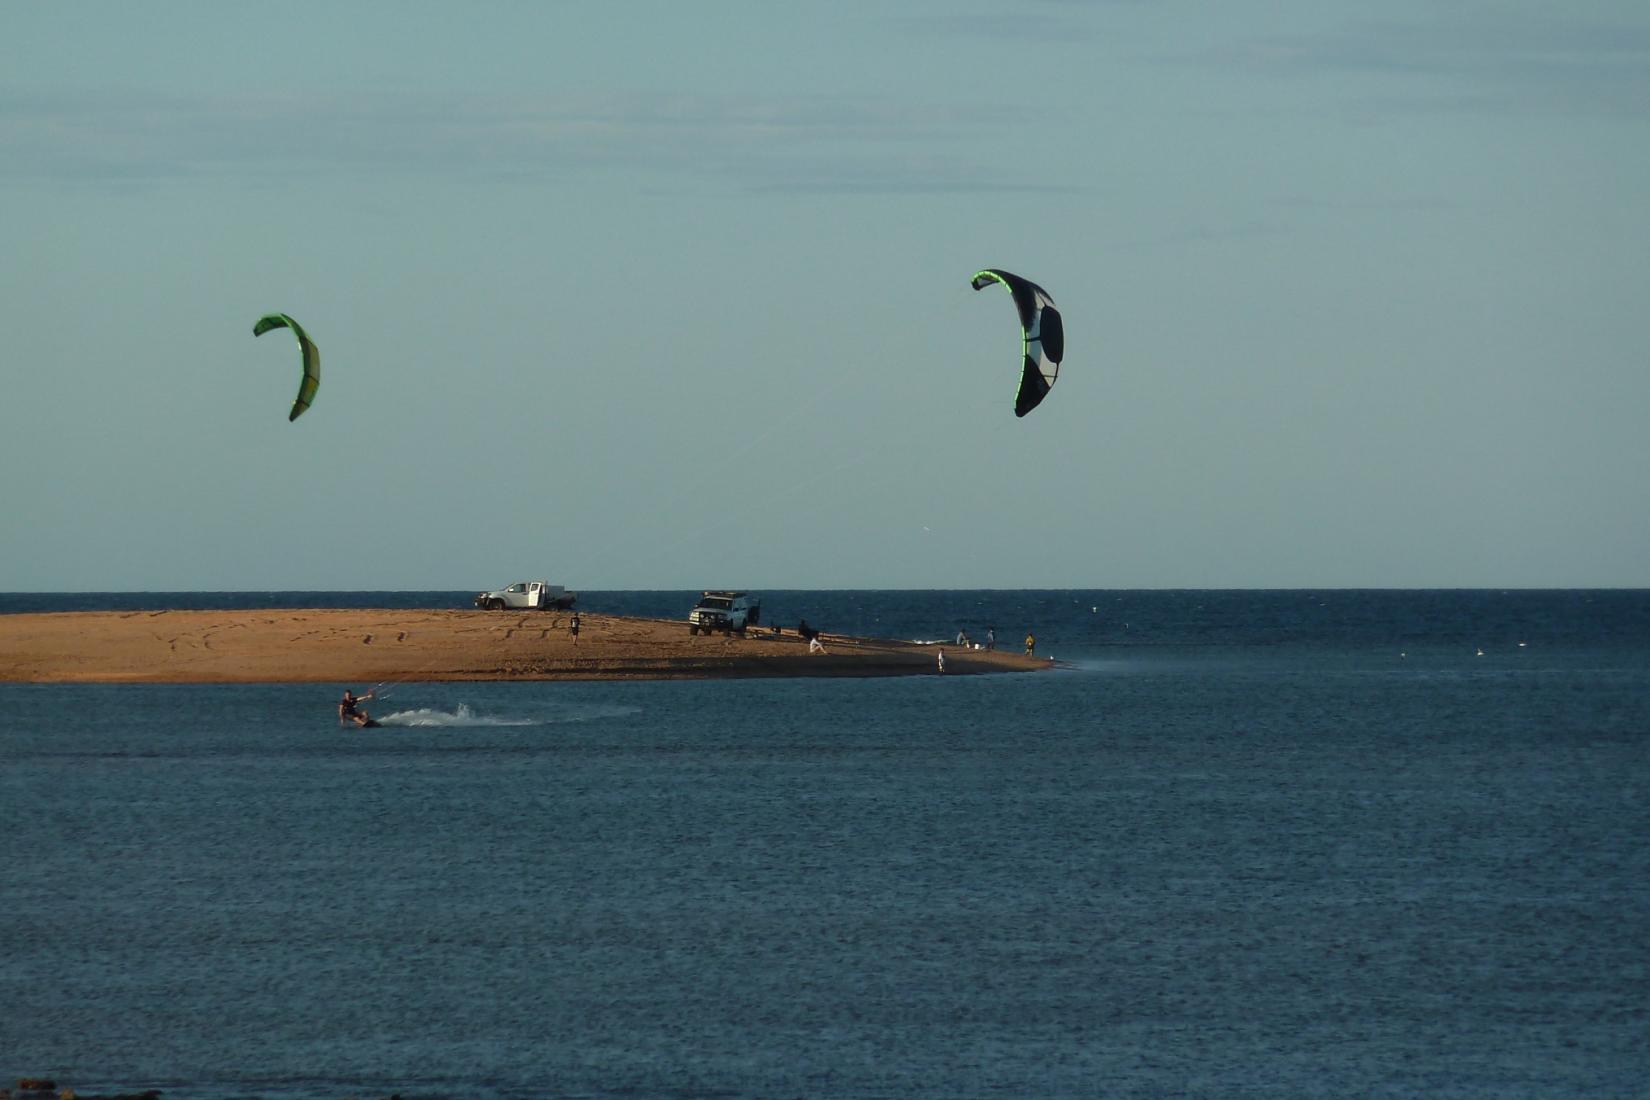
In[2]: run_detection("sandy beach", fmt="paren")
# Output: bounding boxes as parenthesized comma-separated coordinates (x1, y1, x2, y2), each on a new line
(0, 608, 1049, 683)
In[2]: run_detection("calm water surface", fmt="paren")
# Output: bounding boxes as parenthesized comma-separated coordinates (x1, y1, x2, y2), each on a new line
(2, 591, 1647, 1098)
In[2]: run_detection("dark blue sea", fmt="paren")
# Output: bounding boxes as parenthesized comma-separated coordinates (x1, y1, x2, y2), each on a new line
(3, 590, 1647, 1099)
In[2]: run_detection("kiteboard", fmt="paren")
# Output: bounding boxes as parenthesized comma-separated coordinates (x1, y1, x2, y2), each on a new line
(360, 719, 380, 729)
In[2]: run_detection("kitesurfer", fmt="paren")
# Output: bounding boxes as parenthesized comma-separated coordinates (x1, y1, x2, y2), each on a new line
(338, 689, 375, 727)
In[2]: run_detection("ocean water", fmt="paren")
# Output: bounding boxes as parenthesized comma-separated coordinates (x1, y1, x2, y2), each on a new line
(2, 590, 1647, 1099)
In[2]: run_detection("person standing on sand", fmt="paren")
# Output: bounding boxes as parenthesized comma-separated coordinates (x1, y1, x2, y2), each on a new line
(985, 627, 995, 651)
(1025, 631, 1036, 656)
(569, 612, 581, 646)
(937, 648, 946, 674)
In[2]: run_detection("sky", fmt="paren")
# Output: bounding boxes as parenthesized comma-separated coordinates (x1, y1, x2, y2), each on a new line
(3, 1, 1647, 590)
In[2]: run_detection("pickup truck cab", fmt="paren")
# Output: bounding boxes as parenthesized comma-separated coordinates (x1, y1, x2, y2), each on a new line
(474, 581, 576, 611)
(687, 591, 761, 636)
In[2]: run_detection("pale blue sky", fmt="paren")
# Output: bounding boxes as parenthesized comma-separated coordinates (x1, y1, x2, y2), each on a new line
(3, 1, 1647, 590)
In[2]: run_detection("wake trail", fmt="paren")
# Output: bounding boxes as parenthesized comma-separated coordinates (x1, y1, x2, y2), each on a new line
(375, 702, 642, 728)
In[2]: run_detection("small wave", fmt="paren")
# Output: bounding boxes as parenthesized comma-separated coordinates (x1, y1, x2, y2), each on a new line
(1054, 658, 1114, 674)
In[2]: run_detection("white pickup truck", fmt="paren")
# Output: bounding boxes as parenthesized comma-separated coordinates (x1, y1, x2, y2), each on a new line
(474, 581, 577, 611)
(687, 591, 761, 636)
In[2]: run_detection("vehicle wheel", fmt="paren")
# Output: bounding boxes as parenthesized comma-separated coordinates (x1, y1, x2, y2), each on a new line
(488, 598, 505, 610)
(688, 624, 698, 636)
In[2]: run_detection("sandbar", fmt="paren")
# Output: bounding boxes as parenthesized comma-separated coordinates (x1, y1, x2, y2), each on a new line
(0, 609, 1050, 683)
